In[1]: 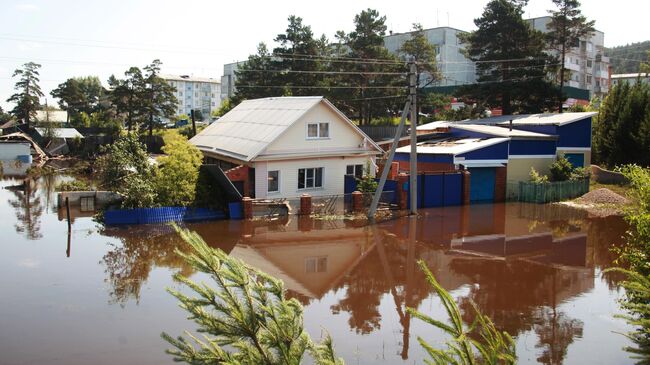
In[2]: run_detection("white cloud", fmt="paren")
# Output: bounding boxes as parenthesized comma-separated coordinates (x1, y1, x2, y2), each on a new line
(16, 3, 40, 11)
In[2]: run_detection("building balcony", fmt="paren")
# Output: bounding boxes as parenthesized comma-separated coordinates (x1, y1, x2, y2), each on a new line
(565, 62, 581, 72)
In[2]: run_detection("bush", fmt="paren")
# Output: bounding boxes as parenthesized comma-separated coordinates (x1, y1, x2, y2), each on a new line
(154, 131, 203, 206)
(95, 132, 157, 208)
(56, 179, 91, 192)
(549, 156, 573, 182)
(356, 161, 377, 193)
(529, 167, 549, 183)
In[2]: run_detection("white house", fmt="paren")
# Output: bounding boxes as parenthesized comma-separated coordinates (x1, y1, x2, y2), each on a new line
(190, 96, 383, 199)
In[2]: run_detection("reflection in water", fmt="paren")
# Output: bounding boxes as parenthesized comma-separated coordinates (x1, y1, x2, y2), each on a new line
(96, 202, 628, 363)
(6, 179, 44, 240)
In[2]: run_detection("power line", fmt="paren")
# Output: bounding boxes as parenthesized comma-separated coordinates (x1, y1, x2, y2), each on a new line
(235, 84, 406, 90)
(237, 68, 407, 76)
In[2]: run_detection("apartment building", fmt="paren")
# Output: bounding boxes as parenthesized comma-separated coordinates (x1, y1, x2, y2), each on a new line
(160, 74, 221, 120)
(611, 73, 650, 87)
(383, 27, 476, 88)
(527, 16, 611, 100)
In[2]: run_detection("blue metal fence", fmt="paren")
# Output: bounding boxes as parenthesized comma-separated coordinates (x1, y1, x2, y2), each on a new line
(104, 207, 226, 225)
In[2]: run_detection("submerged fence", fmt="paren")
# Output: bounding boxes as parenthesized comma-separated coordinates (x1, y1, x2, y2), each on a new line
(518, 178, 590, 204)
(104, 207, 226, 225)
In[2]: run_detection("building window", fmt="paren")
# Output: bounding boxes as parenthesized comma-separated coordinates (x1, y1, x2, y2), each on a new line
(305, 256, 327, 273)
(346, 164, 363, 179)
(268, 170, 279, 193)
(587, 60, 592, 68)
(306, 122, 329, 139)
(586, 75, 592, 84)
(194, 92, 198, 97)
(298, 167, 323, 189)
(179, 91, 183, 96)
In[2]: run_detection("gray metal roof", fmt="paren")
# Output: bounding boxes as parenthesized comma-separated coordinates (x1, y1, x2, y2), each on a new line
(396, 137, 510, 156)
(454, 112, 597, 127)
(191, 97, 325, 162)
(35, 127, 83, 139)
(449, 124, 557, 139)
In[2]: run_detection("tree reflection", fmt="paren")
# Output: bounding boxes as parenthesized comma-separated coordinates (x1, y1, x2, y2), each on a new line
(534, 307, 583, 365)
(101, 225, 193, 305)
(7, 179, 44, 240)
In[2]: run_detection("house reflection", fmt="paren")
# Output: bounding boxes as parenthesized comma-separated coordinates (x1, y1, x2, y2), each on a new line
(97, 202, 626, 362)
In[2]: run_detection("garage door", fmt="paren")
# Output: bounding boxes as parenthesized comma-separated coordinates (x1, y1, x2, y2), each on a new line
(564, 153, 584, 168)
(468, 167, 495, 203)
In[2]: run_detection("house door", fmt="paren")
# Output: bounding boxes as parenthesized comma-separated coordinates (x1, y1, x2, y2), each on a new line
(468, 167, 496, 203)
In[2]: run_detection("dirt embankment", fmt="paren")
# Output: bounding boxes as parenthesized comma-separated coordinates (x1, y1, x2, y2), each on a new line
(557, 188, 629, 217)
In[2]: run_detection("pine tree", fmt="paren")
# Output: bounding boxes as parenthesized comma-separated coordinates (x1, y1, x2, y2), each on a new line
(161, 227, 344, 365)
(143, 59, 178, 136)
(51, 76, 106, 124)
(547, 0, 595, 113)
(6, 62, 43, 129)
(108, 67, 146, 131)
(459, 0, 559, 115)
(233, 43, 282, 103)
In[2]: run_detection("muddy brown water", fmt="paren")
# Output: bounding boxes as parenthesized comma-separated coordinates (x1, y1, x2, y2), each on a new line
(0, 175, 634, 364)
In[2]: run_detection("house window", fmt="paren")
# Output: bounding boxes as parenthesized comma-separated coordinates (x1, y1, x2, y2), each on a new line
(307, 122, 329, 139)
(298, 167, 323, 189)
(305, 256, 327, 273)
(346, 164, 363, 179)
(268, 170, 279, 193)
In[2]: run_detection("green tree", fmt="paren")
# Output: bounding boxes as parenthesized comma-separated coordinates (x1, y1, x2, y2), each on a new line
(233, 43, 281, 103)
(6, 62, 43, 129)
(272, 15, 324, 96)
(154, 131, 203, 206)
(161, 227, 343, 365)
(336, 9, 404, 125)
(95, 132, 156, 208)
(593, 82, 650, 167)
(547, 0, 596, 113)
(212, 98, 233, 117)
(143, 59, 178, 136)
(50, 76, 105, 123)
(459, 0, 559, 115)
(108, 67, 146, 131)
(641, 50, 650, 75)
(0, 106, 13, 125)
(398, 23, 444, 116)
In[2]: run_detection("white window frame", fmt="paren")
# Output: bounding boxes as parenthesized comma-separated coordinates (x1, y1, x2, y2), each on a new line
(306, 122, 330, 139)
(298, 167, 324, 190)
(267, 170, 280, 193)
(305, 256, 328, 273)
(346, 164, 364, 179)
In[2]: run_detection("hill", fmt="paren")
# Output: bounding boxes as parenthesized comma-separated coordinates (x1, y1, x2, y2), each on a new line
(606, 41, 650, 74)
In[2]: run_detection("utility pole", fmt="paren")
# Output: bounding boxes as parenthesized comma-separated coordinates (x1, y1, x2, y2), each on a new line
(191, 109, 197, 137)
(367, 61, 417, 219)
(409, 60, 418, 215)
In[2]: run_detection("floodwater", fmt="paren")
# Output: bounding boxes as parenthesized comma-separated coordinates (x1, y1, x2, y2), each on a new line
(0, 175, 634, 364)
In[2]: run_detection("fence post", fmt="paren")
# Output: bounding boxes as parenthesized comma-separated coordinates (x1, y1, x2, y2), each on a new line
(242, 197, 253, 219)
(462, 170, 471, 205)
(352, 191, 363, 213)
(300, 194, 312, 215)
(397, 173, 409, 210)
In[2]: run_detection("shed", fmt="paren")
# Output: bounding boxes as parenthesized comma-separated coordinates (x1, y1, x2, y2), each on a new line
(34, 127, 84, 156)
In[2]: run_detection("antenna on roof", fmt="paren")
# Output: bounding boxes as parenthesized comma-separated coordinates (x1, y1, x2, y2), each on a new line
(509, 119, 513, 131)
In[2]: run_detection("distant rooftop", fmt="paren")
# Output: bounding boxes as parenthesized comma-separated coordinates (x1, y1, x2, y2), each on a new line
(611, 73, 650, 79)
(159, 74, 220, 83)
(396, 137, 509, 156)
(453, 112, 597, 127)
(35, 127, 83, 139)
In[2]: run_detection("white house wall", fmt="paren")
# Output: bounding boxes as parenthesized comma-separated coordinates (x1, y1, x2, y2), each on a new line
(262, 102, 369, 157)
(254, 156, 374, 199)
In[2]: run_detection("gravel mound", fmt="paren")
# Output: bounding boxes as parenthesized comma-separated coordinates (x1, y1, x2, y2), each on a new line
(576, 188, 629, 205)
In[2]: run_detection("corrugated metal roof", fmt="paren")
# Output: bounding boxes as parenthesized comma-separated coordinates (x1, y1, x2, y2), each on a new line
(35, 128, 83, 139)
(450, 124, 556, 139)
(190, 97, 325, 162)
(416, 121, 450, 130)
(396, 137, 509, 156)
(454, 112, 596, 127)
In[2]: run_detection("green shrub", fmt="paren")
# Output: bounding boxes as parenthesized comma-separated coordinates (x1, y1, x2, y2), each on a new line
(570, 167, 590, 181)
(154, 131, 203, 206)
(356, 161, 378, 193)
(549, 156, 574, 182)
(529, 167, 549, 183)
(55, 179, 91, 192)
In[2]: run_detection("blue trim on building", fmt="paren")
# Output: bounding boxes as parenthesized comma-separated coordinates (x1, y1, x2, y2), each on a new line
(511, 124, 558, 136)
(509, 139, 557, 156)
(395, 152, 454, 163)
(558, 118, 592, 148)
(457, 141, 509, 160)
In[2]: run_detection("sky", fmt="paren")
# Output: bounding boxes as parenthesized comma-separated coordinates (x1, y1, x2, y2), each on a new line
(1, 0, 648, 111)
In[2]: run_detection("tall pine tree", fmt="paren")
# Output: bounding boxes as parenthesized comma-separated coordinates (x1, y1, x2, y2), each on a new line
(547, 0, 595, 113)
(7, 62, 43, 129)
(460, 0, 559, 115)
